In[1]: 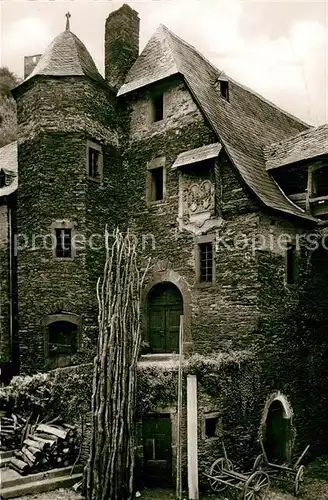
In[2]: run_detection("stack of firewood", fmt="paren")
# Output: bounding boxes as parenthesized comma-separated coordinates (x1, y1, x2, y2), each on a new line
(10, 422, 79, 475)
(0, 413, 27, 450)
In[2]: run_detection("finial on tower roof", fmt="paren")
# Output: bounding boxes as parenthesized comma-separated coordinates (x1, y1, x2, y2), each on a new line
(65, 12, 71, 31)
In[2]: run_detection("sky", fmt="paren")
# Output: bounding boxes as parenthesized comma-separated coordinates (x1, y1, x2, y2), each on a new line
(0, 0, 327, 126)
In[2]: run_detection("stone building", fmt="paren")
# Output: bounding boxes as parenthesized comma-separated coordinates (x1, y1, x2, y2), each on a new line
(1, 4, 328, 487)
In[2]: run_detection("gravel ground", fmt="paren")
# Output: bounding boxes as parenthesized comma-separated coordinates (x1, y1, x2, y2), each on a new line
(16, 478, 328, 500)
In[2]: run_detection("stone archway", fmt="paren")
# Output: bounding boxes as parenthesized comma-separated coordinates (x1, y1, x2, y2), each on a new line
(146, 282, 183, 354)
(260, 392, 294, 463)
(142, 267, 192, 353)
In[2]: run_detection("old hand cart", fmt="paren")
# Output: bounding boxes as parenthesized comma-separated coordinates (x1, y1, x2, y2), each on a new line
(252, 439, 310, 496)
(206, 443, 270, 499)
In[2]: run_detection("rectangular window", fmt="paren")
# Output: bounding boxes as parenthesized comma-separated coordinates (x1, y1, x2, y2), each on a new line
(220, 81, 229, 101)
(88, 148, 100, 178)
(199, 242, 213, 282)
(87, 141, 103, 182)
(203, 413, 222, 439)
(151, 94, 164, 122)
(286, 243, 297, 285)
(150, 167, 164, 201)
(312, 166, 328, 198)
(55, 228, 72, 259)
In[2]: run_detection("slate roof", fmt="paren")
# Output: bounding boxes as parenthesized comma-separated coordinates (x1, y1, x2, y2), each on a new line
(172, 143, 222, 169)
(265, 123, 328, 170)
(24, 30, 104, 84)
(0, 141, 18, 197)
(118, 25, 316, 222)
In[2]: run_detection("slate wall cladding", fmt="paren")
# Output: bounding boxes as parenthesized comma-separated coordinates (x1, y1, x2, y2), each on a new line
(0, 203, 10, 364)
(16, 77, 119, 373)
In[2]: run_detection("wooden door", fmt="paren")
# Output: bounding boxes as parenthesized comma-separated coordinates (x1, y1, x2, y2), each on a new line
(142, 415, 172, 486)
(147, 283, 183, 353)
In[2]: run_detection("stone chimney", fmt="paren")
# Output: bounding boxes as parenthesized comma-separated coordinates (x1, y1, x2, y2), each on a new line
(105, 4, 140, 91)
(24, 55, 42, 79)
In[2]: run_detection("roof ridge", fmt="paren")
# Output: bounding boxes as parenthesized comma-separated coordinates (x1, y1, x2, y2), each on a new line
(161, 25, 221, 75)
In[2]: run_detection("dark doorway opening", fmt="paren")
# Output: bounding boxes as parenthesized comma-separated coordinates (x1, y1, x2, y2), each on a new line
(142, 414, 172, 487)
(264, 400, 291, 463)
(146, 282, 183, 353)
(46, 320, 78, 369)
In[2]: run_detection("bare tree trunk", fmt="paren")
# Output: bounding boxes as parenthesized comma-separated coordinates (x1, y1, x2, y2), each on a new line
(84, 228, 148, 500)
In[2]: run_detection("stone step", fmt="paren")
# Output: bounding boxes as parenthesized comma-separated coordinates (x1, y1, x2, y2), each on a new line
(1, 472, 83, 499)
(2, 464, 84, 489)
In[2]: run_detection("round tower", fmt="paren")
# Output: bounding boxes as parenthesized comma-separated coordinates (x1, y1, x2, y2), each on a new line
(12, 14, 118, 373)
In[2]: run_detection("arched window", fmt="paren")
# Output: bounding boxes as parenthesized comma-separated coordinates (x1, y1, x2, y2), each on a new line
(146, 282, 183, 353)
(44, 313, 80, 369)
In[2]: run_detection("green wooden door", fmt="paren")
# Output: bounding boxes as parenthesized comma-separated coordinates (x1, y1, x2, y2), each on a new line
(143, 415, 172, 486)
(147, 283, 183, 353)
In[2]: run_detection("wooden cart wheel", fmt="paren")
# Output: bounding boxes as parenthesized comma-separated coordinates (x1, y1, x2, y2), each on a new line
(243, 470, 270, 500)
(294, 465, 305, 496)
(252, 454, 264, 472)
(208, 457, 233, 492)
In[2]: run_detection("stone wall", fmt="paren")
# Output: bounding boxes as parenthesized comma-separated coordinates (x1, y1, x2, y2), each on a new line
(15, 76, 119, 373)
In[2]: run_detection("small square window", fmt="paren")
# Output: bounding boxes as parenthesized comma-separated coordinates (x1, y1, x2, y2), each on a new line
(55, 228, 72, 259)
(286, 243, 298, 285)
(199, 242, 213, 282)
(87, 141, 103, 182)
(151, 94, 164, 122)
(204, 414, 221, 439)
(149, 167, 164, 202)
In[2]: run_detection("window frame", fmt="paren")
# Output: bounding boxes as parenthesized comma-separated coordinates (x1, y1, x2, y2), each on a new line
(146, 156, 166, 204)
(195, 234, 216, 286)
(149, 92, 165, 123)
(86, 140, 103, 183)
(51, 220, 76, 261)
(202, 412, 222, 440)
(219, 80, 229, 101)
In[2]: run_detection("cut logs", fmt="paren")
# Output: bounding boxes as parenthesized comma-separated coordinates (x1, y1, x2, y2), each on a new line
(3, 420, 80, 476)
(0, 413, 26, 450)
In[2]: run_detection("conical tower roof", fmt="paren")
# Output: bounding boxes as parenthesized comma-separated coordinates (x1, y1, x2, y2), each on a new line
(24, 18, 104, 84)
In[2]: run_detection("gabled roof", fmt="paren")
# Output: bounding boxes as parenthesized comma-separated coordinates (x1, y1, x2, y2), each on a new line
(23, 30, 104, 84)
(0, 141, 18, 197)
(119, 25, 316, 222)
(265, 123, 328, 170)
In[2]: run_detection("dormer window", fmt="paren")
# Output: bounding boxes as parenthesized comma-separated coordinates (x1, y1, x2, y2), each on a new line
(312, 165, 328, 198)
(151, 93, 164, 122)
(87, 140, 103, 182)
(217, 72, 229, 101)
(0, 169, 5, 188)
(220, 80, 229, 101)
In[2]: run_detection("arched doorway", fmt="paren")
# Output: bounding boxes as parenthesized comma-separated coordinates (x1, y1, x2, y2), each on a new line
(44, 312, 80, 369)
(146, 282, 183, 353)
(264, 400, 292, 463)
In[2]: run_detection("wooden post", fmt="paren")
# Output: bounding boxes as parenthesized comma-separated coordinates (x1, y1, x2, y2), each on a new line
(187, 374, 198, 500)
(176, 316, 184, 499)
